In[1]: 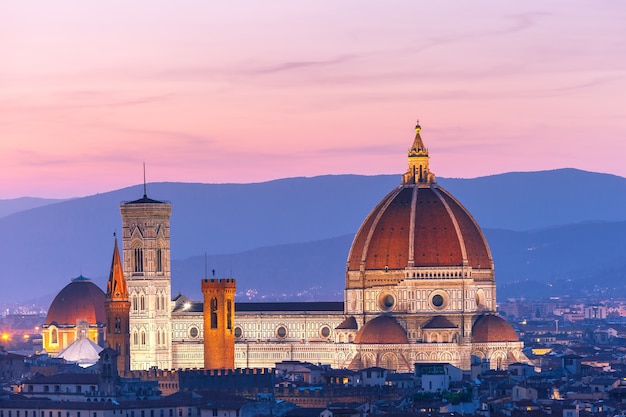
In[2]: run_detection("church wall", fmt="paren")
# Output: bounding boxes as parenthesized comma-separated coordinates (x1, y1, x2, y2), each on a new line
(171, 309, 346, 370)
(42, 325, 104, 357)
(234, 312, 345, 344)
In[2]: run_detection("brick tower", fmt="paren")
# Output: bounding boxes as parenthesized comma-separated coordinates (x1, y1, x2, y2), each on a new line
(104, 237, 131, 373)
(201, 278, 236, 369)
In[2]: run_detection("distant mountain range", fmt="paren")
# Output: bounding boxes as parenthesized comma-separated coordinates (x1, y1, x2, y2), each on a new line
(0, 197, 67, 218)
(1, 168, 626, 306)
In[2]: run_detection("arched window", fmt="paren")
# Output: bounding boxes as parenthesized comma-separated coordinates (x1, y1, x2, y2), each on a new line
(51, 328, 58, 344)
(141, 330, 146, 345)
(132, 295, 138, 311)
(156, 248, 163, 273)
(140, 294, 145, 311)
(115, 317, 122, 334)
(133, 247, 144, 273)
(133, 331, 138, 346)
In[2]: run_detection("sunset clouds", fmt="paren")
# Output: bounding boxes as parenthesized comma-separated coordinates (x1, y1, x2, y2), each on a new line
(1, 1, 625, 198)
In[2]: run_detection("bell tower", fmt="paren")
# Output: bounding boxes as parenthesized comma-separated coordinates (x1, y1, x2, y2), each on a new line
(120, 190, 172, 370)
(202, 278, 236, 369)
(104, 236, 131, 373)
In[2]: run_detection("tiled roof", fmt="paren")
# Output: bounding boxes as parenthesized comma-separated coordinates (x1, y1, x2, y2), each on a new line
(236, 302, 343, 312)
(348, 184, 492, 272)
(354, 316, 408, 344)
(422, 315, 458, 329)
(45, 277, 106, 326)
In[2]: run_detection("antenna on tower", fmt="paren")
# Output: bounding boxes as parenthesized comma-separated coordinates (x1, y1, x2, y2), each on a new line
(143, 162, 147, 198)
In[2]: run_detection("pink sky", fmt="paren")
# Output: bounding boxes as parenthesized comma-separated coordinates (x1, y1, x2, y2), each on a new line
(1, 1, 625, 198)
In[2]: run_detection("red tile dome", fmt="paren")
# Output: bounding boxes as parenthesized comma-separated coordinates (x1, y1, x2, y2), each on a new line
(471, 314, 519, 343)
(353, 315, 408, 344)
(45, 276, 106, 326)
(347, 184, 492, 272)
(346, 123, 493, 291)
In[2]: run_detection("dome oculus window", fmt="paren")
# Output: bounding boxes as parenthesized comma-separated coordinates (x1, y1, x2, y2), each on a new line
(430, 291, 448, 310)
(432, 294, 444, 307)
(378, 292, 396, 311)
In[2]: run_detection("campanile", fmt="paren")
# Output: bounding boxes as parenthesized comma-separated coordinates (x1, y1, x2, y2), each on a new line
(120, 191, 172, 370)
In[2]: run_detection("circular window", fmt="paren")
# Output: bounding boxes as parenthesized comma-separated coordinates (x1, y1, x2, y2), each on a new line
(430, 291, 449, 310)
(234, 326, 243, 338)
(432, 294, 444, 307)
(378, 292, 396, 311)
(475, 289, 486, 309)
(320, 326, 331, 338)
(189, 326, 199, 338)
(276, 326, 287, 338)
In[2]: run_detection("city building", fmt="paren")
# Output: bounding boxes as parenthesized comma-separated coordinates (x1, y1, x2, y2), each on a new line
(42, 276, 107, 356)
(43, 121, 526, 373)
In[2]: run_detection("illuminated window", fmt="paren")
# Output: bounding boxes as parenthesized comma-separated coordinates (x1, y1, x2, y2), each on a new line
(51, 328, 58, 344)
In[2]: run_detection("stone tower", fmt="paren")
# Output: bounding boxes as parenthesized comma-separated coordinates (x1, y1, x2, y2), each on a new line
(104, 237, 131, 372)
(202, 278, 236, 369)
(120, 191, 172, 370)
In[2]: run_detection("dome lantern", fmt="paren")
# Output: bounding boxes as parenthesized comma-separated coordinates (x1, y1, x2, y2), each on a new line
(403, 119, 436, 185)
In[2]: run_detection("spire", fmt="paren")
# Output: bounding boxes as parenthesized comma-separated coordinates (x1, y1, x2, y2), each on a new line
(402, 119, 436, 185)
(106, 235, 128, 301)
(143, 162, 147, 199)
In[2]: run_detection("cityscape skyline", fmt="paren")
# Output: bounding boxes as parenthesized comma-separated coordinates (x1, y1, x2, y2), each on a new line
(2, 1, 625, 199)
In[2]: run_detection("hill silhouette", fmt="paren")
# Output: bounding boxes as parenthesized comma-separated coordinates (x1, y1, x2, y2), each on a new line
(1, 169, 625, 304)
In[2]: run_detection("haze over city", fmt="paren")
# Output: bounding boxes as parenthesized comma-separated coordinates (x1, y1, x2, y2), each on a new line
(1, 1, 625, 199)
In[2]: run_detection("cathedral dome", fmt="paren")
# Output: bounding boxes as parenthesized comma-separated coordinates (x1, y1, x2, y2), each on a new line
(45, 276, 107, 326)
(347, 122, 493, 279)
(471, 314, 519, 343)
(354, 315, 408, 344)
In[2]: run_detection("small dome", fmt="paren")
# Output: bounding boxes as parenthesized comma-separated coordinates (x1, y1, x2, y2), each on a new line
(472, 314, 519, 343)
(45, 276, 106, 326)
(354, 315, 408, 344)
